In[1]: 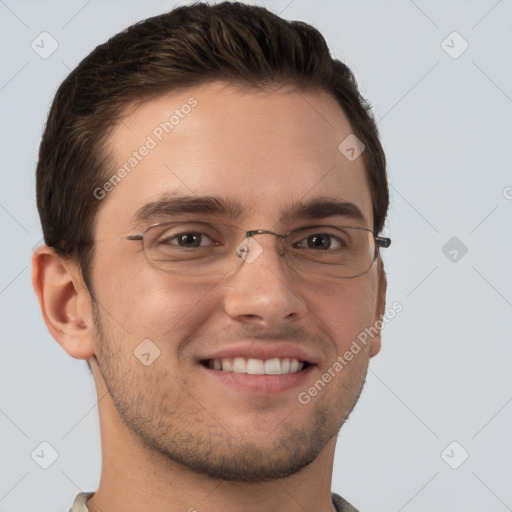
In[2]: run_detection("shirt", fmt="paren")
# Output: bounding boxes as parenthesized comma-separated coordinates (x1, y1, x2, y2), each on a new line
(69, 491, 360, 511)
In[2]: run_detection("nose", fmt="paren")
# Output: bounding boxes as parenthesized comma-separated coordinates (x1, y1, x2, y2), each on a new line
(222, 234, 307, 328)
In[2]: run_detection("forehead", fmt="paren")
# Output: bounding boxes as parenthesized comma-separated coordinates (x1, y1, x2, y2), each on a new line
(96, 81, 373, 234)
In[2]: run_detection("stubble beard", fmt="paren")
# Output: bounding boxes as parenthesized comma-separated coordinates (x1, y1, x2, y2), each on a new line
(91, 298, 367, 482)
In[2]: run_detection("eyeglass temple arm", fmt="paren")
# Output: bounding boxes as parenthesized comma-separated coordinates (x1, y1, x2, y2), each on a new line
(120, 234, 143, 241)
(375, 236, 391, 248)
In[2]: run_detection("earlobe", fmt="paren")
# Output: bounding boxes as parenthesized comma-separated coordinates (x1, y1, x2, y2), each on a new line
(369, 260, 387, 358)
(31, 246, 95, 360)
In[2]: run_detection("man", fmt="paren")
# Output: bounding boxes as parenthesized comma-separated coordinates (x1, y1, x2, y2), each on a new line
(32, 2, 390, 511)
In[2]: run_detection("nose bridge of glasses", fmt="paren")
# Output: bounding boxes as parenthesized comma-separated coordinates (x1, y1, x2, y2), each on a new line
(245, 228, 282, 238)
(234, 229, 288, 265)
(245, 229, 287, 254)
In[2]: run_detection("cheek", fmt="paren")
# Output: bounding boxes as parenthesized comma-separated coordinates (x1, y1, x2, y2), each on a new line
(93, 248, 214, 344)
(305, 274, 378, 352)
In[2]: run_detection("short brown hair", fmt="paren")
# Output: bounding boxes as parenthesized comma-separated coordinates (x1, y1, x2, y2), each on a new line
(36, 1, 389, 292)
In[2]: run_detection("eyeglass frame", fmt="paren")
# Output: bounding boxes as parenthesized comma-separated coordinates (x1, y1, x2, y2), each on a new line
(119, 219, 391, 279)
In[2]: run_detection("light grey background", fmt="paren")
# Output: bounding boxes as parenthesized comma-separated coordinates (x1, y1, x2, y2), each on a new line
(1, 0, 511, 511)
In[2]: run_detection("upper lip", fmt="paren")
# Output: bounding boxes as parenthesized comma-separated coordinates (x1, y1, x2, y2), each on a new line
(198, 342, 318, 365)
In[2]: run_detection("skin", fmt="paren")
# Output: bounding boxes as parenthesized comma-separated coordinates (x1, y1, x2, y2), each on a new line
(32, 81, 387, 512)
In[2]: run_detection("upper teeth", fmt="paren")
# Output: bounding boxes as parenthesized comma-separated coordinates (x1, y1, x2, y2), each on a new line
(209, 357, 304, 375)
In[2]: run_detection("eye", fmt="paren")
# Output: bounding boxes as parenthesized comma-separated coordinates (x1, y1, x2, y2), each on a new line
(295, 232, 345, 251)
(143, 222, 230, 263)
(293, 228, 350, 252)
(161, 231, 216, 248)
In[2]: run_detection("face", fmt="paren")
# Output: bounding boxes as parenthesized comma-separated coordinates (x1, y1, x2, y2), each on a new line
(88, 81, 385, 481)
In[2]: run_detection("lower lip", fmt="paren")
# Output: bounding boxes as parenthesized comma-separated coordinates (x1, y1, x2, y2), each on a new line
(199, 364, 315, 395)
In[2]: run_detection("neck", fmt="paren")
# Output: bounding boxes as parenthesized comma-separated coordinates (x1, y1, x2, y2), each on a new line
(86, 374, 338, 512)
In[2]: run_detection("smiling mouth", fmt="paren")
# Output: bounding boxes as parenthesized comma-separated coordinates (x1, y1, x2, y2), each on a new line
(201, 357, 311, 375)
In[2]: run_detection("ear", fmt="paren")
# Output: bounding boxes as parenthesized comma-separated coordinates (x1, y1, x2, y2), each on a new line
(369, 259, 387, 358)
(31, 245, 95, 360)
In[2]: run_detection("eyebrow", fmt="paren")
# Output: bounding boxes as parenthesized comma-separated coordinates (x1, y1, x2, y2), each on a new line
(131, 195, 247, 227)
(130, 194, 367, 229)
(279, 197, 367, 225)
